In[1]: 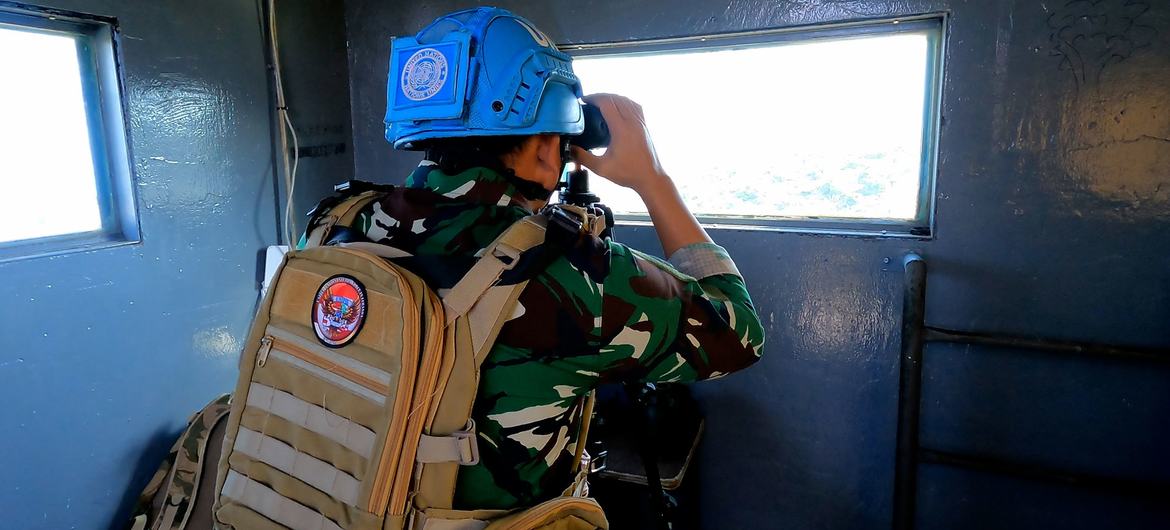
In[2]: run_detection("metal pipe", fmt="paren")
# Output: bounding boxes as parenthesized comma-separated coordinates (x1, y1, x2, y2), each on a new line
(923, 327, 1170, 364)
(891, 254, 1169, 529)
(893, 253, 927, 530)
(919, 448, 1170, 501)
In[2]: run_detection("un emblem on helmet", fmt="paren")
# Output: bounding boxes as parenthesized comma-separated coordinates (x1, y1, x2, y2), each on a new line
(401, 48, 449, 101)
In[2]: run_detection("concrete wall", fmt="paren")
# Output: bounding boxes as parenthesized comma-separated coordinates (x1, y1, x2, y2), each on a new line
(0, 1, 350, 528)
(343, 1, 1170, 528)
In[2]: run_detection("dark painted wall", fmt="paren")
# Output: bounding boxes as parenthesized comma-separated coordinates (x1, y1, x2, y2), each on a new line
(344, 1, 1170, 528)
(0, 1, 348, 529)
(275, 0, 356, 222)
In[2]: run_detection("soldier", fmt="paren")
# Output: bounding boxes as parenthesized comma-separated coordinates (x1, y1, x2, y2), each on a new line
(310, 7, 765, 511)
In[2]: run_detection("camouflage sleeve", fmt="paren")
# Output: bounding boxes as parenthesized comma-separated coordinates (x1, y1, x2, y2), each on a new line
(593, 241, 765, 383)
(668, 242, 740, 279)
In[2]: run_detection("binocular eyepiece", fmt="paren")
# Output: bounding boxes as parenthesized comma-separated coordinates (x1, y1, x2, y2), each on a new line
(568, 102, 611, 150)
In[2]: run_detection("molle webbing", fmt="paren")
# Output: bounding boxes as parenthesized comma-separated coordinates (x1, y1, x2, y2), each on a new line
(213, 246, 443, 529)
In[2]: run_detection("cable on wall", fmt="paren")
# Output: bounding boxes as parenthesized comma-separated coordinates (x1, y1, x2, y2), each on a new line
(266, 0, 300, 248)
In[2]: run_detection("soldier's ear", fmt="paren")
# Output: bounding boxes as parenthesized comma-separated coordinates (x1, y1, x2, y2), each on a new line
(533, 134, 562, 174)
(502, 134, 561, 191)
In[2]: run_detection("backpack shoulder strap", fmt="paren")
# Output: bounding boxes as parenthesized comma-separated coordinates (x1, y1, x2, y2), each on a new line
(445, 205, 602, 362)
(303, 190, 382, 248)
(413, 215, 556, 510)
(413, 207, 608, 506)
(441, 214, 548, 329)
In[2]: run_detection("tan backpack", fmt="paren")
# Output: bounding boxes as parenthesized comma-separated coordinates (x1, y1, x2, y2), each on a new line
(209, 196, 608, 530)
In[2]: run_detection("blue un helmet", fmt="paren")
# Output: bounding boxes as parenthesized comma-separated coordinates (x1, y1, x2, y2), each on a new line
(385, 7, 584, 149)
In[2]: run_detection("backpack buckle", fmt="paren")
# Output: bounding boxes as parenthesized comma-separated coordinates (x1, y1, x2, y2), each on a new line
(450, 419, 481, 466)
(416, 419, 481, 466)
(542, 205, 584, 252)
(491, 243, 523, 270)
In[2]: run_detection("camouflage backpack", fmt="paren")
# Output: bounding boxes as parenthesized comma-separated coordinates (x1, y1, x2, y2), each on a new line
(207, 192, 608, 530)
(128, 395, 232, 530)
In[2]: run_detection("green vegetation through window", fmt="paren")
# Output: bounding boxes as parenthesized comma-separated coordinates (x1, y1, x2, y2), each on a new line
(568, 16, 944, 236)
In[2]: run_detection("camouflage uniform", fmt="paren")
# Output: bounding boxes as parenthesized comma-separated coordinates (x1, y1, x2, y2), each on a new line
(315, 163, 765, 510)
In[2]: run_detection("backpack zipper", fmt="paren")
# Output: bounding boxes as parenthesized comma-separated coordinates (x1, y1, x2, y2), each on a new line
(330, 249, 422, 516)
(256, 337, 274, 367)
(387, 288, 447, 513)
(256, 334, 390, 396)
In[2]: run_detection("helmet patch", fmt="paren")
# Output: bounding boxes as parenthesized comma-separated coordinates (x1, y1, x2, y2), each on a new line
(312, 275, 367, 348)
(401, 48, 449, 102)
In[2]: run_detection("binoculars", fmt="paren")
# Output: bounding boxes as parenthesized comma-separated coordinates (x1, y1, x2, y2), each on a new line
(568, 102, 611, 150)
(558, 102, 615, 240)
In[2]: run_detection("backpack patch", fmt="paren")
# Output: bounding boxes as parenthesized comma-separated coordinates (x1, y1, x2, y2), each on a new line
(312, 275, 368, 348)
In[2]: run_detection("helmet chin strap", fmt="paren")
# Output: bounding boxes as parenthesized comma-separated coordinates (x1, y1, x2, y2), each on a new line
(497, 136, 573, 203)
(500, 169, 553, 202)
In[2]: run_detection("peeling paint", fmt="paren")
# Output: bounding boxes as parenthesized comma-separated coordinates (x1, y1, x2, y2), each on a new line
(145, 155, 196, 165)
(1059, 86, 1170, 214)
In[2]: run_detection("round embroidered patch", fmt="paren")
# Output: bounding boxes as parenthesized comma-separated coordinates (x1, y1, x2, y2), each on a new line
(311, 275, 367, 348)
(401, 47, 449, 101)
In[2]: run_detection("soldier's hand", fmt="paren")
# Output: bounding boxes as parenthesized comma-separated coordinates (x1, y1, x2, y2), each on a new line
(570, 93, 670, 194)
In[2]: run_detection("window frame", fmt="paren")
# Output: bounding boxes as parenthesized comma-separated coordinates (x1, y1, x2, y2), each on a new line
(564, 14, 946, 238)
(0, 6, 139, 262)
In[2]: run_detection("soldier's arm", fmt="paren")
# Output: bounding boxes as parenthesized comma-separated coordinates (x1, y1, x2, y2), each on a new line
(570, 94, 710, 257)
(594, 240, 765, 383)
(571, 94, 764, 382)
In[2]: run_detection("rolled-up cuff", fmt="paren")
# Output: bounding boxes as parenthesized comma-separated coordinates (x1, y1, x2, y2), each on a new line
(668, 242, 742, 279)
